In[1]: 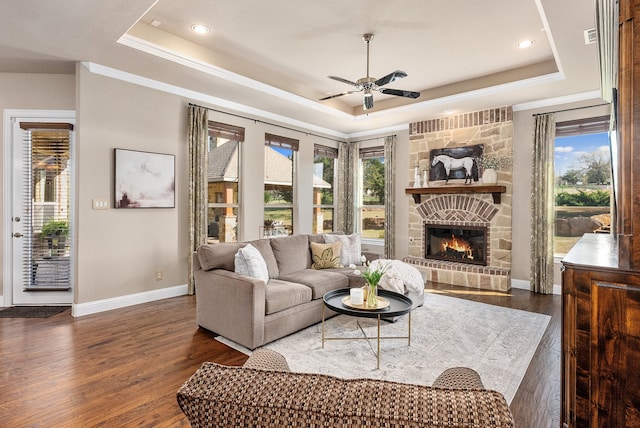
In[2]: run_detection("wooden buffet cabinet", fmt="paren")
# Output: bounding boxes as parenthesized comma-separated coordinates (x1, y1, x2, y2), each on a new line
(561, 234, 640, 427)
(560, 1, 640, 426)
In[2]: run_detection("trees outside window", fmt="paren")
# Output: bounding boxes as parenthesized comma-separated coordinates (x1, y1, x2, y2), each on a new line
(359, 147, 385, 240)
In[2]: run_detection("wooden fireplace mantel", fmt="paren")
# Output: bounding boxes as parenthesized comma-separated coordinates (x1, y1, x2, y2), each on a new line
(405, 185, 507, 204)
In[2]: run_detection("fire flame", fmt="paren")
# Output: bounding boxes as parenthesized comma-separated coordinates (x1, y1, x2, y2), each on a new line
(441, 235, 474, 259)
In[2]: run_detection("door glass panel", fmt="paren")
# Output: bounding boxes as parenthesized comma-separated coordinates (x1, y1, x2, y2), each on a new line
(28, 130, 71, 289)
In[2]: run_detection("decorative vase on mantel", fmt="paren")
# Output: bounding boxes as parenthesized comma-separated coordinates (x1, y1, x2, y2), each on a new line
(482, 168, 498, 185)
(413, 166, 422, 188)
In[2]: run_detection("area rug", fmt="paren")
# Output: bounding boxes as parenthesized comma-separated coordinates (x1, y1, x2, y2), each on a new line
(0, 306, 69, 318)
(215, 292, 551, 404)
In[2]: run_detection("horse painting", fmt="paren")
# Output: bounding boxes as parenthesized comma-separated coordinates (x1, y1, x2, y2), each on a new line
(431, 154, 476, 184)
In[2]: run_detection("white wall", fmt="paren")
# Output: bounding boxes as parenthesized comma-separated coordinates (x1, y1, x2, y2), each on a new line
(75, 64, 188, 303)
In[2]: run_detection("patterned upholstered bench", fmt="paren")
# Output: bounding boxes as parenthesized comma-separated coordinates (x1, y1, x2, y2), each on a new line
(177, 349, 514, 427)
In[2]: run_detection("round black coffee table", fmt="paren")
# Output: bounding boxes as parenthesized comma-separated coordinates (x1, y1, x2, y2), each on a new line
(322, 288, 413, 369)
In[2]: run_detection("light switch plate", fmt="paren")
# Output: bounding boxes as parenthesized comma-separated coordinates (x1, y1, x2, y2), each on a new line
(92, 199, 109, 210)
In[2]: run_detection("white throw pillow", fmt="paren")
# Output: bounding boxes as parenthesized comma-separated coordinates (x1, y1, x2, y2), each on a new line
(323, 233, 362, 266)
(234, 244, 269, 284)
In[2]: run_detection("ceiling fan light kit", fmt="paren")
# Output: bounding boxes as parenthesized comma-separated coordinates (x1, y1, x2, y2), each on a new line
(320, 33, 420, 110)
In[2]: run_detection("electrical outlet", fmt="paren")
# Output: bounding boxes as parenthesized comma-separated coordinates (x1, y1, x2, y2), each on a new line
(155, 270, 163, 281)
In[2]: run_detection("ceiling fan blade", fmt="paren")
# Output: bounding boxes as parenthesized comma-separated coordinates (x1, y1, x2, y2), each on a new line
(319, 90, 359, 101)
(328, 76, 360, 87)
(379, 88, 421, 99)
(374, 70, 407, 87)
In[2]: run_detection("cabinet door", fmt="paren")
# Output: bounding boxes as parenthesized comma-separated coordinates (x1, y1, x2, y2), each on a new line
(591, 281, 640, 427)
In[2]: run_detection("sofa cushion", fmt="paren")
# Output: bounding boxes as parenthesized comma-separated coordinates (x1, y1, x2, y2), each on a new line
(197, 242, 245, 271)
(310, 241, 342, 269)
(270, 235, 311, 274)
(248, 239, 279, 278)
(278, 269, 349, 300)
(234, 244, 269, 284)
(323, 233, 362, 266)
(324, 267, 368, 288)
(265, 279, 313, 315)
(307, 233, 325, 244)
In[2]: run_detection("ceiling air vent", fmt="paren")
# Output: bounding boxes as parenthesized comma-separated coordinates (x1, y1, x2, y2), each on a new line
(584, 28, 597, 45)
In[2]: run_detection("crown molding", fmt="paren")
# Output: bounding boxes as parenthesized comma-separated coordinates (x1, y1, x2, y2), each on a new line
(81, 61, 350, 139)
(512, 90, 603, 111)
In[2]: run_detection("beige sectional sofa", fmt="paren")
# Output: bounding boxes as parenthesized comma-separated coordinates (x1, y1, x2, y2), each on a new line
(177, 348, 515, 427)
(194, 233, 424, 350)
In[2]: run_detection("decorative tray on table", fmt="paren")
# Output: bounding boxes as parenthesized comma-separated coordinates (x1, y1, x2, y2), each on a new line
(341, 296, 390, 311)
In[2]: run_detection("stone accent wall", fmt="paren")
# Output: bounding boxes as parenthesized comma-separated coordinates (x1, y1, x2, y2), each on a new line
(405, 107, 513, 292)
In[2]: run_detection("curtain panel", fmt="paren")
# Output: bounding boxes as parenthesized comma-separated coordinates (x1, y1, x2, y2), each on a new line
(188, 105, 209, 295)
(384, 135, 396, 259)
(336, 141, 358, 234)
(530, 114, 556, 294)
(595, 0, 619, 103)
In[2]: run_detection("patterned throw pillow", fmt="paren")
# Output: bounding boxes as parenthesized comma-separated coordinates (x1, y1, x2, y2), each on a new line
(310, 241, 342, 269)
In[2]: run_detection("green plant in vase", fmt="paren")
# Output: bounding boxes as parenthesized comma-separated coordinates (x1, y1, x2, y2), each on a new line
(353, 257, 390, 307)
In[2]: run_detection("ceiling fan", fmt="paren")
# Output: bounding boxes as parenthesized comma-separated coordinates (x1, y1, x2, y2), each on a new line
(319, 33, 420, 110)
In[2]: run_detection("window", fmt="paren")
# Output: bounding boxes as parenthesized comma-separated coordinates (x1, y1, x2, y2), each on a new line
(313, 145, 337, 233)
(554, 116, 611, 255)
(207, 121, 243, 243)
(358, 146, 385, 240)
(264, 133, 298, 237)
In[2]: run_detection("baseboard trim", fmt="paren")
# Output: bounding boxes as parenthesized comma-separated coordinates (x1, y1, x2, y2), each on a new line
(511, 278, 561, 295)
(71, 284, 188, 317)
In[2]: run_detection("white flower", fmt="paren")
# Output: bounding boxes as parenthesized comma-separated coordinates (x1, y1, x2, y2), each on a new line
(353, 270, 362, 276)
(348, 263, 356, 269)
(361, 255, 367, 264)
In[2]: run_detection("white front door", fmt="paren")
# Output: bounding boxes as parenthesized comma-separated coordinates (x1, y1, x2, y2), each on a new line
(5, 111, 75, 306)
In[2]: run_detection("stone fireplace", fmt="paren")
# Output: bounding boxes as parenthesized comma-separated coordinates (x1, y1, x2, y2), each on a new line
(403, 107, 513, 292)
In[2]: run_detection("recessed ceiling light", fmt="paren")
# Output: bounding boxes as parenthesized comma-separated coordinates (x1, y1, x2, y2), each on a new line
(517, 39, 534, 49)
(191, 24, 210, 34)
(150, 19, 161, 27)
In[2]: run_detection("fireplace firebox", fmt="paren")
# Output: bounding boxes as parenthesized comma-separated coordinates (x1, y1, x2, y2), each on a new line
(425, 225, 487, 266)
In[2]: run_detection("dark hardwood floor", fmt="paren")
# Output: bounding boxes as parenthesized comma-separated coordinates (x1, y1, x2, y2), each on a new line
(1, 283, 560, 427)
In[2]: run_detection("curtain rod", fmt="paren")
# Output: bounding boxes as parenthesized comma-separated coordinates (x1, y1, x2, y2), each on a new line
(532, 102, 610, 116)
(350, 135, 393, 144)
(189, 102, 346, 144)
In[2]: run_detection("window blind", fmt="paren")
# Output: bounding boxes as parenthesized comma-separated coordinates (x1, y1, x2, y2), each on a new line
(208, 121, 245, 141)
(314, 145, 338, 158)
(555, 115, 610, 137)
(19, 125, 72, 290)
(265, 133, 299, 151)
(359, 146, 385, 159)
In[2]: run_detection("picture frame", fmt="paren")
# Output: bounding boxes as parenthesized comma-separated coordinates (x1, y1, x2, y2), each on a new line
(114, 148, 175, 208)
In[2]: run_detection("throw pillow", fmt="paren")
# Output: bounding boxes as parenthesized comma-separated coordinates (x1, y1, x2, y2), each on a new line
(310, 241, 342, 269)
(234, 243, 269, 284)
(323, 233, 362, 266)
